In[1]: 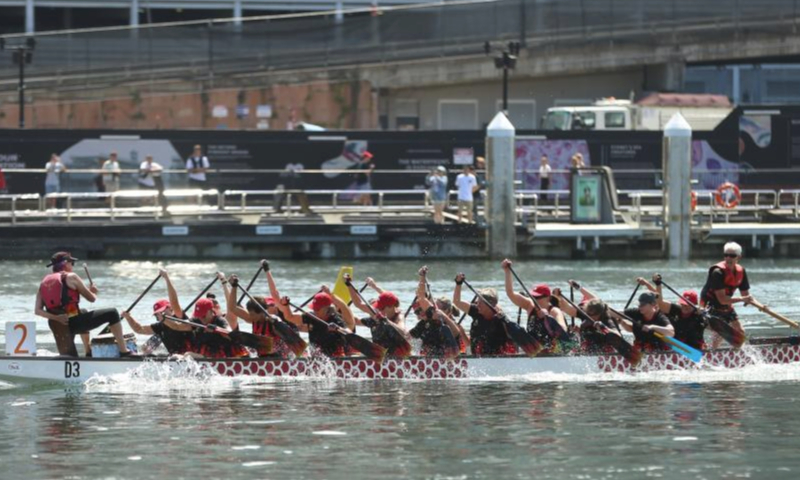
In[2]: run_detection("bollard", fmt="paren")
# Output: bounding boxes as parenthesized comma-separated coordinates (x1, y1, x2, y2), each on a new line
(663, 113, 692, 260)
(486, 112, 517, 258)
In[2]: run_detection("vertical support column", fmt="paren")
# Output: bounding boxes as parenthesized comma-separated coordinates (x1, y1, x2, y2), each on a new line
(486, 112, 517, 258)
(25, 0, 35, 34)
(663, 113, 692, 260)
(335, 1, 344, 23)
(233, 0, 243, 27)
(130, 0, 139, 27)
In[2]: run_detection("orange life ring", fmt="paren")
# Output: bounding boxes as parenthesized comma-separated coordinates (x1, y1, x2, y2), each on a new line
(690, 191, 697, 211)
(715, 182, 741, 209)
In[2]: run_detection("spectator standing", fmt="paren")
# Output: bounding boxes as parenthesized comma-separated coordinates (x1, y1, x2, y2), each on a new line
(354, 151, 375, 207)
(426, 166, 448, 224)
(45, 153, 67, 208)
(274, 162, 304, 213)
(455, 165, 477, 224)
(139, 155, 167, 212)
(102, 152, 121, 193)
(539, 155, 551, 201)
(94, 157, 106, 193)
(186, 144, 210, 189)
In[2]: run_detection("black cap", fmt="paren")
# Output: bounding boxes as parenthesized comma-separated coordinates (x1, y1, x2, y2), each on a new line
(638, 292, 658, 306)
(46, 251, 78, 267)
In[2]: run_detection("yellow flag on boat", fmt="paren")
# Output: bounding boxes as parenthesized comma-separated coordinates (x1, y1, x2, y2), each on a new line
(332, 266, 353, 304)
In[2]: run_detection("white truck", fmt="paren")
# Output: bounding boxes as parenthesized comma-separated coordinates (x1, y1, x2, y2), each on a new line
(541, 93, 733, 131)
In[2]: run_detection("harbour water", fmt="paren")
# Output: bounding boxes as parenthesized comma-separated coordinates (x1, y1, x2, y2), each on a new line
(2, 259, 800, 479)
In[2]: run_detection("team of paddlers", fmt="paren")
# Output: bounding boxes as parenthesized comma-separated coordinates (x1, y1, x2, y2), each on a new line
(35, 241, 755, 361)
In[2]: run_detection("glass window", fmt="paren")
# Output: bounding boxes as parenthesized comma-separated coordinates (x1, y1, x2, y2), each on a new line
(573, 112, 595, 130)
(604, 111, 626, 128)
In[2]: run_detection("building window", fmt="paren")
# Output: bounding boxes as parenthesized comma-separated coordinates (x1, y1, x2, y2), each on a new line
(496, 100, 536, 129)
(438, 100, 478, 130)
(766, 80, 800, 101)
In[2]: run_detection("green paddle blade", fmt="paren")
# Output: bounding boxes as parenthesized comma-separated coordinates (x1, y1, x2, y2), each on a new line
(706, 314, 746, 348)
(604, 332, 642, 367)
(271, 320, 308, 357)
(505, 321, 543, 357)
(345, 334, 387, 363)
(229, 330, 273, 353)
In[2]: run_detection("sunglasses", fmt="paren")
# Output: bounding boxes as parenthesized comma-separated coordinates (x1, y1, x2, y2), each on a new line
(723, 253, 738, 258)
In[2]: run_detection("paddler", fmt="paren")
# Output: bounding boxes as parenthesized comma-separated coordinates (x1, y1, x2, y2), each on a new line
(35, 251, 134, 357)
(552, 288, 620, 354)
(432, 297, 470, 353)
(407, 266, 462, 356)
(345, 274, 411, 357)
(452, 273, 517, 356)
(637, 274, 708, 351)
(269, 267, 354, 357)
(701, 242, 752, 349)
(610, 292, 675, 353)
(226, 270, 299, 358)
(501, 259, 571, 352)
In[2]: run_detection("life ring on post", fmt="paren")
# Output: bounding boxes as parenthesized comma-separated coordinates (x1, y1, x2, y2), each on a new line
(690, 191, 697, 212)
(714, 182, 741, 209)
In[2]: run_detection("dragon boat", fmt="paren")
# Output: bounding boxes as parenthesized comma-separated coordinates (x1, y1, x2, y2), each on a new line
(1, 336, 798, 384)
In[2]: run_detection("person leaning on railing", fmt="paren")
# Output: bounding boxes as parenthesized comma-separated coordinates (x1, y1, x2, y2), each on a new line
(426, 166, 448, 225)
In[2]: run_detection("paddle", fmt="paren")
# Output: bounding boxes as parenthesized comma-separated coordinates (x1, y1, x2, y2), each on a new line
(122, 272, 164, 351)
(660, 279, 746, 348)
(234, 279, 308, 357)
(624, 283, 640, 310)
(571, 279, 623, 335)
(608, 307, 703, 364)
(347, 278, 412, 357)
(462, 279, 543, 357)
(421, 275, 460, 359)
(185, 276, 220, 312)
(507, 265, 571, 341)
(558, 294, 642, 367)
(83, 264, 113, 336)
(289, 301, 386, 363)
(747, 299, 800, 330)
(347, 282, 369, 307)
(457, 295, 477, 325)
(237, 264, 264, 305)
(164, 315, 273, 353)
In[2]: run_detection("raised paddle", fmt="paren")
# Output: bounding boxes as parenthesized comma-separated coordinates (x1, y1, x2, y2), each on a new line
(462, 279, 543, 357)
(289, 301, 386, 363)
(421, 275, 460, 359)
(457, 295, 477, 325)
(347, 282, 369, 307)
(508, 265, 571, 341)
(124, 273, 162, 313)
(659, 279, 746, 348)
(347, 278, 412, 358)
(184, 276, 220, 312)
(608, 307, 703, 364)
(234, 280, 308, 357)
(747, 299, 800, 330)
(558, 294, 642, 367)
(83, 263, 94, 287)
(164, 315, 273, 353)
(624, 283, 641, 310)
(237, 264, 264, 305)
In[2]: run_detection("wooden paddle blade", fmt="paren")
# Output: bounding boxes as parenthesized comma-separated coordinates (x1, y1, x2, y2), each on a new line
(604, 333, 642, 367)
(272, 320, 308, 357)
(505, 321, 543, 357)
(707, 314, 746, 349)
(345, 334, 387, 363)
(230, 330, 274, 353)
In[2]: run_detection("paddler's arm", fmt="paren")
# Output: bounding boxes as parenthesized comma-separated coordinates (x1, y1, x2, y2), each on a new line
(608, 309, 634, 333)
(568, 280, 597, 302)
(121, 311, 155, 335)
(161, 269, 183, 318)
(501, 259, 534, 310)
(225, 276, 255, 324)
(365, 277, 385, 295)
(325, 285, 355, 331)
(637, 276, 657, 293)
(276, 296, 308, 331)
(68, 273, 97, 303)
(345, 274, 372, 315)
(34, 290, 68, 324)
(647, 274, 672, 314)
(263, 260, 282, 302)
(439, 310, 461, 340)
(641, 322, 675, 337)
(416, 268, 431, 309)
(452, 273, 471, 313)
(220, 272, 238, 331)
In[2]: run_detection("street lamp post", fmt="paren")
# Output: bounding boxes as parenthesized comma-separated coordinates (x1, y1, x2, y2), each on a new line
(485, 41, 521, 114)
(1, 38, 36, 129)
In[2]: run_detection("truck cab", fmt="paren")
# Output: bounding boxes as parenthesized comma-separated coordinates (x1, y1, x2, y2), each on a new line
(542, 102, 632, 131)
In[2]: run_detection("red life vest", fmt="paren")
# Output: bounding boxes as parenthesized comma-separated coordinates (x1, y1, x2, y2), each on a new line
(39, 272, 80, 317)
(702, 261, 745, 306)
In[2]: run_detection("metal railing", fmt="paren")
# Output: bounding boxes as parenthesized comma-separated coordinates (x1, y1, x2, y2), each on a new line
(0, 0, 797, 95)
